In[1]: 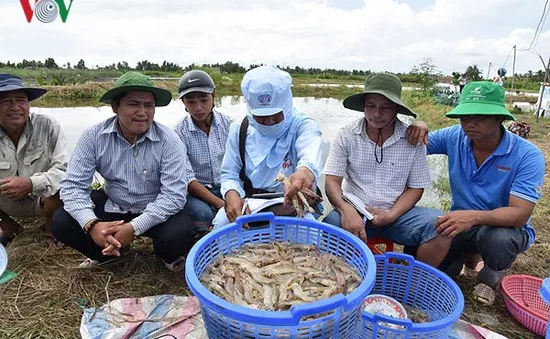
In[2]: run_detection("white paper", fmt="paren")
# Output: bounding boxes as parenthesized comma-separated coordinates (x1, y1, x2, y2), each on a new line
(341, 192, 374, 220)
(245, 197, 285, 214)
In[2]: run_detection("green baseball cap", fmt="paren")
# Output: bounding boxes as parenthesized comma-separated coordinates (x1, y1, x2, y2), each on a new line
(446, 81, 516, 121)
(99, 71, 172, 107)
(343, 72, 417, 118)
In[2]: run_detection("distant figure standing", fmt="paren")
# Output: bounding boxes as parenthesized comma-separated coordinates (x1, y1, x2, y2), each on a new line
(458, 74, 467, 93)
(493, 67, 506, 87)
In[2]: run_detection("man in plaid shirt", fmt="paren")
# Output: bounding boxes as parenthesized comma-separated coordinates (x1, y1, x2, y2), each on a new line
(174, 70, 233, 235)
(323, 73, 451, 268)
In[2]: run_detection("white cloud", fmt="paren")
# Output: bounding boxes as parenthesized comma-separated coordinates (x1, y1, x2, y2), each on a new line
(1, 0, 549, 75)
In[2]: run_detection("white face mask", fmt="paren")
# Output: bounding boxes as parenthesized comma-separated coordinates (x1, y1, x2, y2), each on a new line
(253, 119, 285, 137)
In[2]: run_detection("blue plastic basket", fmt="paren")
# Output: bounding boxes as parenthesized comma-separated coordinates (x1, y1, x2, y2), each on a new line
(185, 213, 377, 339)
(540, 278, 550, 339)
(356, 252, 464, 339)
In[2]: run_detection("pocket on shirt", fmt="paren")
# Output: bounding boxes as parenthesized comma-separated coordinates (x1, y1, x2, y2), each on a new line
(139, 166, 160, 182)
(24, 149, 44, 165)
(0, 161, 10, 170)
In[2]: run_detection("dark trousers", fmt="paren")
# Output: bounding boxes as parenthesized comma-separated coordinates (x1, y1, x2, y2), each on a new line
(439, 225, 529, 273)
(405, 225, 529, 273)
(52, 190, 195, 263)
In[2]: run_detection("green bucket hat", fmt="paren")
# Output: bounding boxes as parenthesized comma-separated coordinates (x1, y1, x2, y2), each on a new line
(99, 71, 172, 107)
(343, 72, 416, 118)
(446, 81, 516, 121)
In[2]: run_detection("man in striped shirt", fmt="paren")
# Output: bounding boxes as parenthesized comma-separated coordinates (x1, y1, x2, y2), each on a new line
(52, 72, 194, 271)
(173, 70, 233, 235)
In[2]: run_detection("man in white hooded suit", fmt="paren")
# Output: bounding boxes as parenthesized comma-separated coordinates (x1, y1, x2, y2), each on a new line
(213, 65, 323, 227)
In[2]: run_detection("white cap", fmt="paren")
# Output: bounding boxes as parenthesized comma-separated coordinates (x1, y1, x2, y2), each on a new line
(241, 65, 293, 117)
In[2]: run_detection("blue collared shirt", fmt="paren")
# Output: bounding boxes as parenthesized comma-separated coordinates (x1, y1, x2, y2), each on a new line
(220, 113, 323, 198)
(173, 109, 233, 186)
(60, 116, 188, 236)
(428, 125, 545, 245)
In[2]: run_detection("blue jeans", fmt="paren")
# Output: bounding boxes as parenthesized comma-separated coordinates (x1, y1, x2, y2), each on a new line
(322, 206, 443, 246)
(186, 185, 222, 231)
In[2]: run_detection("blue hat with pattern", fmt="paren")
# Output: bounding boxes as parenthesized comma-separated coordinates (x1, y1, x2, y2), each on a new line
(0, 74, 47, 101)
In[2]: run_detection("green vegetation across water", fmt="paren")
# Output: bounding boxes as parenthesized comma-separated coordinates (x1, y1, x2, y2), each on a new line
(16, 75, 369, 107)
(0, 59, 543, 107)
(1, 79, 538, 111)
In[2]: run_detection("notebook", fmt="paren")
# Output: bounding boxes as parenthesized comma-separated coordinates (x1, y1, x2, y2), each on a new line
(341, 192, 374, 220)
(243, 197, 285, 214)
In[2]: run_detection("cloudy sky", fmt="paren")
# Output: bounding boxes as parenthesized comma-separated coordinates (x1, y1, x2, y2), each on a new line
(1, 0, 549, 75)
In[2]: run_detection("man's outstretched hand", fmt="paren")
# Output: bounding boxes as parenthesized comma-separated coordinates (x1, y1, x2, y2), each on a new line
(284, 167, 314, 206)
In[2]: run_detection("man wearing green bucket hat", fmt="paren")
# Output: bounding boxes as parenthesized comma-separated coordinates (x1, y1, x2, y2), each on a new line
(52, 71, 195, 271)
(323, 72, 452, 268)
(407, 81, 545, 305)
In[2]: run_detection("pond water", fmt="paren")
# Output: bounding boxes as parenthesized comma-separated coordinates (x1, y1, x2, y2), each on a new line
(32, 96, 449, 210)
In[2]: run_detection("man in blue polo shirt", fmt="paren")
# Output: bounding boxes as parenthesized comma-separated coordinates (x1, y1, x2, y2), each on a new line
(408, 81, 545, 305)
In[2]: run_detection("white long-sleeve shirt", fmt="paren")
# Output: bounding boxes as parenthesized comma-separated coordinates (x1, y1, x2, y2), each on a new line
(220, 112, 323, 198)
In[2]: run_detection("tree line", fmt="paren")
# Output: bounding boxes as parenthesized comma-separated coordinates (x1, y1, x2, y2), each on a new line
(0, 58, 370, 77)
(1, 57, 547, 84)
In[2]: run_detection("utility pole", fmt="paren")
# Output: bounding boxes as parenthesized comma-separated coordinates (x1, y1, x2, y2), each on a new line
(535, 55, 550, 123)
(486, 62, 492, 79)
(510, 45, 516, 104)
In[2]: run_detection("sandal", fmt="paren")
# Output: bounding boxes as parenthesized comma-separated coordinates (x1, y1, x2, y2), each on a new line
(463, 266, 479, 278)
(78, 258, 100, 268)
(164, 256, 185, 272)
(473, 283, 496, 306)
(463, 261, 484, 278)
